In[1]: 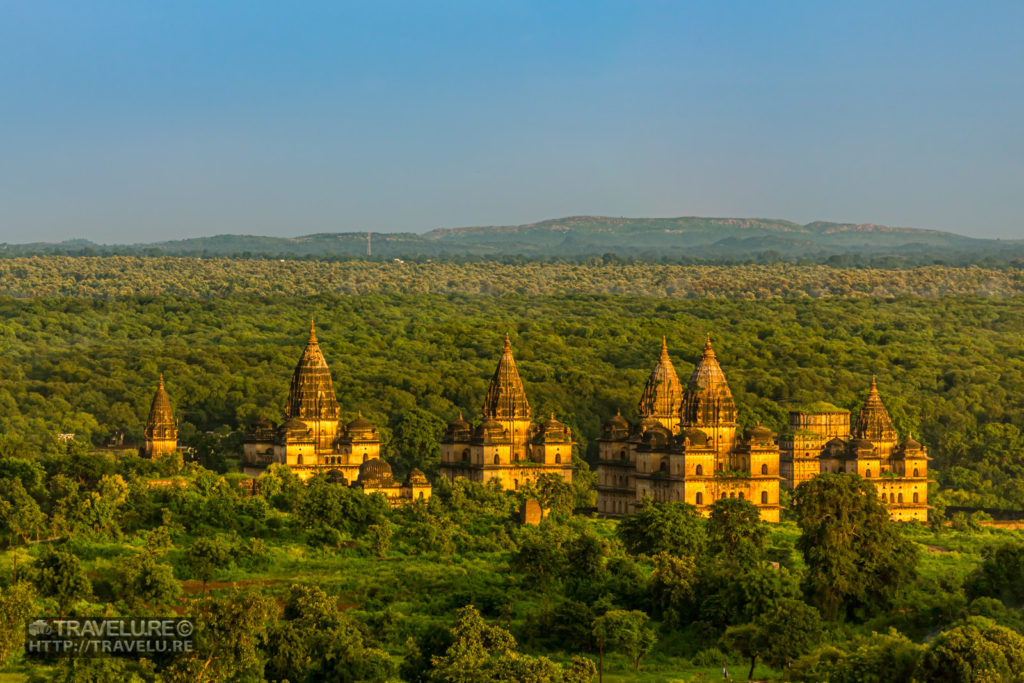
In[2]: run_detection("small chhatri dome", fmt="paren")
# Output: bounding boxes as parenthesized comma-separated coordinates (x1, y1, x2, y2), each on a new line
(902, 435, 922, 450)
(681, 334, 738, 427)
(443, 410, 473, 443)
(406, 468, 429, 486)
(745, 423, 775, 445)
(286, 320, 341, 422)
(678, 427, 709, 448)
(853, 376, 897, 442)
(476, 417, 510, 444)
(602, 408, 631, 439)
(246, 414, 276, 440)
(358, 457, 395, 485)
(145, 374, 177, 441)
(346, 410, 376, 436)
(819, 437, 846, 458)
(482, 334, 531, 420)
(640, 423, 672, 449)
(848, 437, 875, 459)
(637, 336, 683, 420)
(535, 413, 571, 444)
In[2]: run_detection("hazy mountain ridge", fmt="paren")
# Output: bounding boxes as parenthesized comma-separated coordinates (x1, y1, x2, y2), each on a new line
(2, 216, 1020, 261)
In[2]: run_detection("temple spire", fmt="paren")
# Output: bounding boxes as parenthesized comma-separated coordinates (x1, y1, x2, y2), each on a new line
(681, 333, 737, 427)
(638, 337, 682, 419)
(483, 335, 531, 420)
(286, 321, 339, 420)
(854, 376, 897, 442)
(158, 373, 164, 389)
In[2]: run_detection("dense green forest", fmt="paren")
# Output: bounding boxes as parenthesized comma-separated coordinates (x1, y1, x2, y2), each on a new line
(1, 261, 1023, 680)
(2, 257, 1024, 298)
(1, 291, 1023, 511)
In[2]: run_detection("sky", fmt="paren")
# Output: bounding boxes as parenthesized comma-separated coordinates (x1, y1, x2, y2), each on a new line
(1, 1, 1022, 243)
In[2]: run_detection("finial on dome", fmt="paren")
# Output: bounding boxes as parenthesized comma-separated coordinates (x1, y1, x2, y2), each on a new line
(871, 375, 877, 390)
(158, 373, 164, 389)
(660, 335, 669, 360)
(503, 332, 511, 351)
(357, 409, 362, 418)
(616, 407, 621, 416)
(458, 409, 463, 420)
(309, 319, 317, 343)
(705, 332, 712, 349)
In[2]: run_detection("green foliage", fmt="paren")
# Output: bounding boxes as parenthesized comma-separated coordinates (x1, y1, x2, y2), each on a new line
(966, 540, 1024, 607)
(182, 536, 233, 590)
(430, 605, 587, 682)
(388, 407, 445, 478)
(617, 501, 705, 558)
(647, 552, 698, 624)
(522, 473, 575, 518)
(163, 590, 280, 682)
(268, 584, 394, 682)
(793, 474, 919, 620)
(592, 609, 657, 670)
(30, 545, 91, 616)
(114, 551, 181, 609)
(367, 519, 393, 559)
(792, 629, 923, 683)
(706, 497, 767, 568)
(297, 477, 389, 537)
(0, 478, 45, 544)
(0, 584, 35, 666)
(918, 617, 1024, 682)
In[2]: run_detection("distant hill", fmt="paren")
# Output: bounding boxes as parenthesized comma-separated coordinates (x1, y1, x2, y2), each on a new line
(3, 216, 1022, 263)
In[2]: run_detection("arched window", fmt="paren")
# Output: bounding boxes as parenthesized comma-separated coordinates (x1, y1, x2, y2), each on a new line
(913, 468, 919, 477)
(890, 493, 896, 503)
(696, 492, 703, 505)
(761, 491, 768, 504)
(462, 449, 469, 462)
(418, 491, 424, 500)
(696, 464, 703, 476)
(913, 492, 919, 503)
(493, 454, 500, 465)
(297, 454, 303, 465)
(739, 492, 745, 500)
(898, 492, 903, 503)
(554, 453, 561, 464)
(659, 461, 668, 473)
(761, 464, 768, 475)
(866, 469, 871, 478)
(513, 479, 518, 490)
(619, 450, 627, 460)
(721, 492, 727, 499)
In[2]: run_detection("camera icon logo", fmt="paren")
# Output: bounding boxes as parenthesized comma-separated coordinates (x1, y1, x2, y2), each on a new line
(28, 620, 52, 636)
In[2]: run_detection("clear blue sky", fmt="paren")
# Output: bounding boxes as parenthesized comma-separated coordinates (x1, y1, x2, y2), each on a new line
(1, 1, 1021, 242)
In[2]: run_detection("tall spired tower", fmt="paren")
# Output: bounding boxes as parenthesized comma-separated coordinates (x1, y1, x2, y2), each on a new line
(680, 334, 739, 463)
(637, 336, 683, 432)
(854, 376, 899, 454)
(144, 374, 178, 458)
(439, 334, 573, 489)
(483, 333, 533, 461)
(286, 320, 341, 451)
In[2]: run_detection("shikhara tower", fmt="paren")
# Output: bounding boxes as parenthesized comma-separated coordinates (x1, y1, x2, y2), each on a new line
(241, 321, 430, 505)
(597, 336, 781, 521)
(143, 374, 178, 458)
(439, 335, 574, 490)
